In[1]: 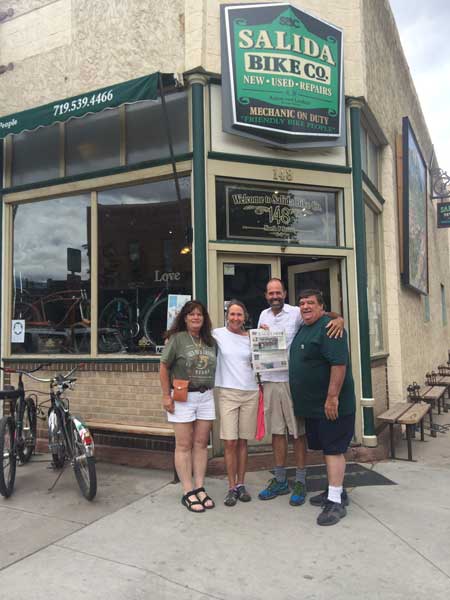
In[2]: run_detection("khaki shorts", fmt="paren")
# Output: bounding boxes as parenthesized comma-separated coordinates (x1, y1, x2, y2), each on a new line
(263, 381, 305, 438)
(217, 387, 259, 440)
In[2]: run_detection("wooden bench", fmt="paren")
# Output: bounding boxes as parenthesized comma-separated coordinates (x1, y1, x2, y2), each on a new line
(86, 420, 178, 482)
(441, 362, 450, 375)
(378, 402, 434, 461)
(410, 378, 444, 414)
(421, 386, 447, 414)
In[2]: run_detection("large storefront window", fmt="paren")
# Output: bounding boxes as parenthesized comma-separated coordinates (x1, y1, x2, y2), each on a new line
(5, 81, 191, 357)
(12, 123, 60, 186)
(12, 194, 91, 354)
(216, 178, 339, 247)
(9, 176, 192, 356)
(97, 177, 192, 354)
(8, 90, 189, 188)
(361, 125, 380, 188)
(126, 92, 190, 164)
(66, 109, 121, 176)
(365, 203, 384, 354)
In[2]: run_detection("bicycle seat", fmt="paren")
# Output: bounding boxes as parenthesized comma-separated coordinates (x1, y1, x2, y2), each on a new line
(0, 387, 20, 400)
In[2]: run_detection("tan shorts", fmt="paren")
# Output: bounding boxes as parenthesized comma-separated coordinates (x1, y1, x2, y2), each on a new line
(217, 387, 259, 440)
(263, 381, 305, 438)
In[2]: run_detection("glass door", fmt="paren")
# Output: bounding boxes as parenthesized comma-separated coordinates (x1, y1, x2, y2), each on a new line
(213, 254, 280, 454)
(287, 259, 341, 313)
(217, 255, 280, 329)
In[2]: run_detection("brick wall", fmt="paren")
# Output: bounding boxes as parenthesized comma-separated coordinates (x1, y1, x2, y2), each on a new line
(5, 362, 165, 427)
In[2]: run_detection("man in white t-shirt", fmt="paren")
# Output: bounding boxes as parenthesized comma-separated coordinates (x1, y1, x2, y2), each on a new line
(257, 278, 343, 506)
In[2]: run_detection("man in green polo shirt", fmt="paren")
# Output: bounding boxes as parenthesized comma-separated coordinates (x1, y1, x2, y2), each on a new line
(289, 289, 355, 526)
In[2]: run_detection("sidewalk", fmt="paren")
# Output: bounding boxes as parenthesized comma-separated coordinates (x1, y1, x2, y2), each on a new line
(1, 413, 450, 599)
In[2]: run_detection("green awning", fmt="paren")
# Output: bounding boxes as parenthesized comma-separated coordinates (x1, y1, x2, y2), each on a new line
(0, 72, 161, 139)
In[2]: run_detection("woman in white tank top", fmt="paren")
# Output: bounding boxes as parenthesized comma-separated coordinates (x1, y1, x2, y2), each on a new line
(213, 300, 259, 507)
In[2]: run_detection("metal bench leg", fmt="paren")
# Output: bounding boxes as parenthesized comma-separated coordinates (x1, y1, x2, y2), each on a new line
(389, 423, 395, 459)
(429, 409, 437, 438)
(420, 418, 425, 441)
(437, 397, 441, 415)
(406, 425, 413, 461)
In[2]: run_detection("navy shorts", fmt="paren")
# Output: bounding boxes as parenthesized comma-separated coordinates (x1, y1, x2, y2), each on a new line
(305, 413, 355, 455)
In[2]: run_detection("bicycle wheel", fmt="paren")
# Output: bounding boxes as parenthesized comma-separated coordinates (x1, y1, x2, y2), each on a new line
(13, 301, 40, 323)
(17, 397, 37, 464)
(72, 322, 91, 353)
(142, 296, 168, 349)
(99, 297, 133, 340)
(0, 417, 17, 498)
(48, 409, 66, 468)
(71, 420, 96, 500)
(98, 328, 125, 353)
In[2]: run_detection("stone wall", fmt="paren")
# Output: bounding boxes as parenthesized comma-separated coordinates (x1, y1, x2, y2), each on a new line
(0, 0, 185, 116)
(362, 0, 450, 396)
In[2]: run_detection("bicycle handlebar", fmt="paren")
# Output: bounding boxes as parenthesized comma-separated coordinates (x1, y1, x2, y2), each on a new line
(0, 363, 50, 375)
(1, 363, 83, 384)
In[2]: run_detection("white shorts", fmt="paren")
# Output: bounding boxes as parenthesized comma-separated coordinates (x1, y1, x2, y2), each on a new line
(166, 389, 216, 423)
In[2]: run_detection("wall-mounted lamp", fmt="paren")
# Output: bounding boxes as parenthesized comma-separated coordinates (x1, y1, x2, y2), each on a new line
(179, 226, 193, 255)
(0, 63, 14, 75)
(431, 168, 450, 200)
(0, 8, 14, 22)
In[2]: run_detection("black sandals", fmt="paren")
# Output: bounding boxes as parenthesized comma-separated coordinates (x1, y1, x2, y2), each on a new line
(192, 486, 216, 509)
(181, 491, 205, 513)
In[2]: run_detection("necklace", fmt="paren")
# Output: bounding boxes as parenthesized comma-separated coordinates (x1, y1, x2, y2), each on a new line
(189, 333, 203, 349)
(226, 325, 247, 336)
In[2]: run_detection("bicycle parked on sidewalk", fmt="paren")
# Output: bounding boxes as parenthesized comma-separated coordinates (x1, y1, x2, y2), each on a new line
(0, 364, 97, 500)
(0, 364, 42, 497)
(31, 365, 97, 500)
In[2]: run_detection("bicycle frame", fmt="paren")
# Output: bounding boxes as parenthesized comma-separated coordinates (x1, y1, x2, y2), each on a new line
(14, 289, 90, 329)
(1, 365, 41, 449)
(49, 381, 94, 460)
(0, 364, 41, 497)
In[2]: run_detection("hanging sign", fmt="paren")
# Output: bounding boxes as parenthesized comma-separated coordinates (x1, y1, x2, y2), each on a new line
(221, 3, 344, 148)
(437, 201, 450, 228)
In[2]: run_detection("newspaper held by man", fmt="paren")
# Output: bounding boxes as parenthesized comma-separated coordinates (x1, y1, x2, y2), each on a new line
(250, 329, 288, 372)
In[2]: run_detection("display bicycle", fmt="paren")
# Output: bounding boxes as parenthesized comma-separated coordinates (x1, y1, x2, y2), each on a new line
(99, 286, 169, 353)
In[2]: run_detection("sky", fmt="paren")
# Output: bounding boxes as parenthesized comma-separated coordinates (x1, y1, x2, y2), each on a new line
(389, 0, 450, 170)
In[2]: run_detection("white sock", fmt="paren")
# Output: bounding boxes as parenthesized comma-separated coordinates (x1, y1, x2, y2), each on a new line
(328, 485, 343, 504)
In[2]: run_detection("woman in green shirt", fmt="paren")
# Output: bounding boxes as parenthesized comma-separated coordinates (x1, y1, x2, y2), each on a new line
(159, 300, 217, 513)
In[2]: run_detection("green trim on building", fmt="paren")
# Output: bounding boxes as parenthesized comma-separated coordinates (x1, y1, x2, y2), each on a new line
(0, 72, 163, 139)
(350, 105, 375, 438)
(208, 151, 352, 174)
(362, 171, 385, 205)
(1, 153, 193, 195)
(2, 357, 161, 364)
(192, 83, 207, 304)
(210, 239, 354, 251)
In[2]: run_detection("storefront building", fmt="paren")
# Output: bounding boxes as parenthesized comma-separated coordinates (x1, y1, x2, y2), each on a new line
(1, 0, 449, 464)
